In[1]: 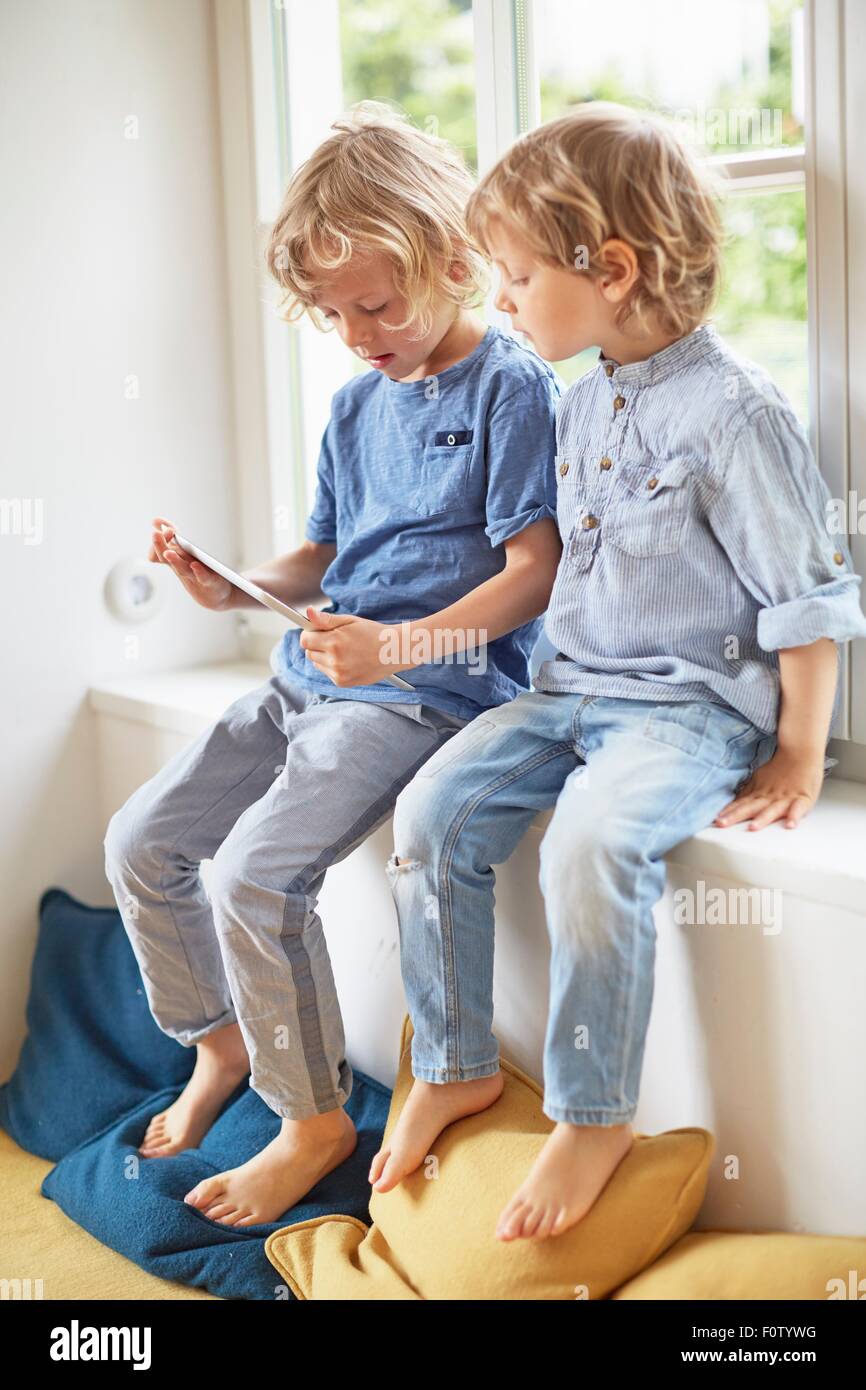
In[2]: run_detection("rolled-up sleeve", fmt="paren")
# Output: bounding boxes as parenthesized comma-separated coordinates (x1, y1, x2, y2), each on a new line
(483, 377, 560, 548)
(706, 405, 866, 651)
(305, 420, 338, 544)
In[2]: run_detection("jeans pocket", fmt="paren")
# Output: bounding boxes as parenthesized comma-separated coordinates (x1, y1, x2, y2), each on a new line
(729, 735, 776, 797)
(703, 706, 767, 771)
(743, 732, 777, 778)
(642, 701, 713, 760)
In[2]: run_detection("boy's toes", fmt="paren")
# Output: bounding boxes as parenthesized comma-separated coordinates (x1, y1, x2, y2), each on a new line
(371, 1151, 404, 1193)
(141, 1127, 188, 1157)
(199, 1201, 235, 1221)
(214, 1208, 244, 1226)
(367, 1146, 389, 1187)
(184, 1176, 222, 1210)
(211, 1203, 255, 1228)
(530, 1206, 558, 1241)
(496, 1197, 530, 1241)
(139, 1115, 174, 1153)
(550, 1207, 570, 1238)
(139, 1136, 175, 1157)
(140, 1118, 163, 1145)
(518, 1202, 546, 1240)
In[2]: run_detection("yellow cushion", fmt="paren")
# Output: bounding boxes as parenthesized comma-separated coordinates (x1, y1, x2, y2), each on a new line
(0, 1128, 220, 1300)
(266, 1015, 712, 1300)
(613, 1230, 866, 1300)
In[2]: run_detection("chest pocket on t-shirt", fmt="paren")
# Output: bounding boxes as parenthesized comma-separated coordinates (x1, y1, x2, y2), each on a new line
(406, 432, 474, 518)
(606, 455, 691, 558)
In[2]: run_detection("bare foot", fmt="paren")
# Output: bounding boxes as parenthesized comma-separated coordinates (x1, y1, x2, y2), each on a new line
(496, 1121, 634, 1241)
(138, 1022, 250, 1158)
(183, 1106, 357, 1227)
(368, 1072, 504, 1193)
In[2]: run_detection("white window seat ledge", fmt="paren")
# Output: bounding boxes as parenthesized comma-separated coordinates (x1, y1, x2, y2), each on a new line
(89, 661, 866, 917)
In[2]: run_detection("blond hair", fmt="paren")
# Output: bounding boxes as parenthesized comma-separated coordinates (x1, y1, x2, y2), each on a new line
(466, 102, 724, 338)
(265, 101, 488, 338)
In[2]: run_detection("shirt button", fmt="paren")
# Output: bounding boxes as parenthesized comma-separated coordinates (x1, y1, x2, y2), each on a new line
(582, 514, 599, 529)
(605, 363, 615, 377)
(559, 462, 569, 476)
(647, 477, 658, 489)
(447, 433, 456, 445)
(600, 456, 612, 470)
(613, 395, 626, 411)
(834, 551, 845, 565)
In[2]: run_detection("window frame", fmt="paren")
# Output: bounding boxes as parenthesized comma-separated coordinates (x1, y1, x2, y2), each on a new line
(841, 0, 865, 748)
(223, 0, 863, 748)
(216, 0, 346, 653)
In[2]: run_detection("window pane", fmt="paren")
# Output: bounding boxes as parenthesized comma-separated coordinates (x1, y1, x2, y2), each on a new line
(715, 187, 808, 425)
(544, 188, 809, 424)
(337, 0, 477, 380)
(339, 0, 476, 167)
(533, 2, 808, 419)
(536, 0, 804, 155)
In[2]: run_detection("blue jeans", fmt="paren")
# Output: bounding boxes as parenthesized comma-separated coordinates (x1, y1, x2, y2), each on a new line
(386, 691, 777, 1125)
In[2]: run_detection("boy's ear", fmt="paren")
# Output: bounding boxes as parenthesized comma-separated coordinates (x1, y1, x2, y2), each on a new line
(596, 238, 639, 303)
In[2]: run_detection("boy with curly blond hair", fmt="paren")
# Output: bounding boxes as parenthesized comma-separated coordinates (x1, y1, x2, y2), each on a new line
(104, 102, 562, 1227)
(373, 102, 866, 1241)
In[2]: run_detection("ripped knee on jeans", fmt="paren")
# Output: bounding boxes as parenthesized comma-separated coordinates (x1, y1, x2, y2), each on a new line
(385, 851, 422, 874)
(385, 852, 440, 923)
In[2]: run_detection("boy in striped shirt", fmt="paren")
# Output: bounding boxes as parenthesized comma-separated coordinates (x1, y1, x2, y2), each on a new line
(371, 102, 866, 1241)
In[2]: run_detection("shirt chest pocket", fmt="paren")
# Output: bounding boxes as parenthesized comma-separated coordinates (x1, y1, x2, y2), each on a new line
(406, 432, 474, 518)
(606, 456, 692, 558)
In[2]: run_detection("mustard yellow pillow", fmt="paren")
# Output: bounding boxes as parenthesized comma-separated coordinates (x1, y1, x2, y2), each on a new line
(265, 1016, 712, 1300)
(613, 1230, 866, 1300)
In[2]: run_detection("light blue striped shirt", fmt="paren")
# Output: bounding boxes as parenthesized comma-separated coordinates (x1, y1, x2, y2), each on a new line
(534, 322, 866, 735)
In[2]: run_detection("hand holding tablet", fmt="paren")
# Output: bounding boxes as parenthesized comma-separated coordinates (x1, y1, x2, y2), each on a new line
(155, 523, 415, 692)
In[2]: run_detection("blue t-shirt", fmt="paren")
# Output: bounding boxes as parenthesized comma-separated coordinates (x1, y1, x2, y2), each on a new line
(273, 324, 562, 720)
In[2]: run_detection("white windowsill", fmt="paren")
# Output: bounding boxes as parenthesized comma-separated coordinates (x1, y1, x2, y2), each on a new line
(89, 660, 273, 738)
(89, 661, 866, 918)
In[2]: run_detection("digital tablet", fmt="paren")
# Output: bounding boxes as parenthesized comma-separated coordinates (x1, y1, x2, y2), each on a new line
(171, 531, 415, 692)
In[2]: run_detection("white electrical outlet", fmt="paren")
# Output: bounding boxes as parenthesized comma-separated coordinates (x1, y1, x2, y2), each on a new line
(104, 556, 166, 624)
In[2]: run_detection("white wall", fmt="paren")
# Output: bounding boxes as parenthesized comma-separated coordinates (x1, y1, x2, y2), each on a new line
(0, 0, 240, 1076)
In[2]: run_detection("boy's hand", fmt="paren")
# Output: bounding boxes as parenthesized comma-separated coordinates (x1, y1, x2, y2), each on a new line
(300, 607, 409, 686)
(147, 517, 236, 612)
(713, 748, 825, 831)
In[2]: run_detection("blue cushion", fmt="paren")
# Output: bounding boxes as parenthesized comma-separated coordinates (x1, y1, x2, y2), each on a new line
(41, 1069, 391, 1301)
(2, 886, 392, 1300)
(0, 888, 194, 1159)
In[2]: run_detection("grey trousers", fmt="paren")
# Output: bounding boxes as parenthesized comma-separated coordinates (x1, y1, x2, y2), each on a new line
(103, 671, 466, 1119)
